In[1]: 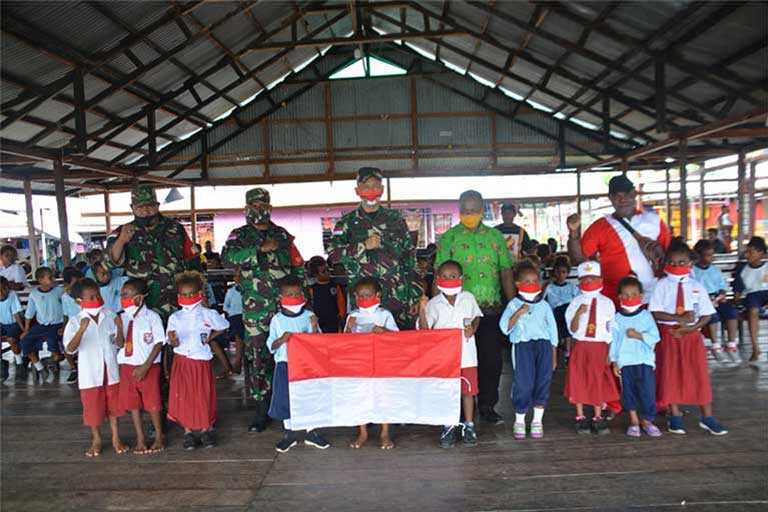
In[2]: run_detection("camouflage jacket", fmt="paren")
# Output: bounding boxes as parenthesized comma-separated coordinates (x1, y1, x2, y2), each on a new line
(106, 215, 197, 315)
(327, 206, 422, 314)
(222, 223, 305, 313)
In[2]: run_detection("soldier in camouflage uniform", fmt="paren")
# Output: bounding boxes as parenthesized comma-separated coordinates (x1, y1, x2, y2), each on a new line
(328, 167, 423, 328)
(222, 188, 305, 432)
(107, 184, 199, 323)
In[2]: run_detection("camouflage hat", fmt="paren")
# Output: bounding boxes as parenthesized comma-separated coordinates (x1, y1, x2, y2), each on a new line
(131, 184, 158, 205)
(356, 166, 384, 184)
(246, 187, 270, 205)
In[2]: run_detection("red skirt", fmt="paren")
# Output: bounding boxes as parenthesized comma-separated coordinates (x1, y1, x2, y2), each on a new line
(564, 341, 619, 406)
(655, 325, 712, 407)
(167, 355, 217, 430)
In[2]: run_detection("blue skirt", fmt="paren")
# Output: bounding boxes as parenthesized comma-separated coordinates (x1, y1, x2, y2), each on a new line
(268, 362, 290, 420)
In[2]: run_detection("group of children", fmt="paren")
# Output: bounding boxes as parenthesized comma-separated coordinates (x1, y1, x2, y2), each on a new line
(2, 234, 767, 455)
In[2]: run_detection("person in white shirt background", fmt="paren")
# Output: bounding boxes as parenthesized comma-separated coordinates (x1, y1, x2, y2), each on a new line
(418, 260, 482, 448)
(345, 277, 398, 450)
(115, 278, 167, 454)
(0, 245, 28, 291)
(563, 261, 620, 436)
(60, 267, 85, 383)
(63, 278, 127, 458)
(650, 242, 728, 436)
(166, 271, 233, 451)
(733, 236, 768, 362)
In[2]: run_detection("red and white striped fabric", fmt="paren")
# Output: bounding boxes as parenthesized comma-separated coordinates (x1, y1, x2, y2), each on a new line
(287, 329, 462, 430)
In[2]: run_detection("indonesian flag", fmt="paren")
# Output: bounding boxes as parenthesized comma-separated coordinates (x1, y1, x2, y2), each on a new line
(287, 329, 462, 430)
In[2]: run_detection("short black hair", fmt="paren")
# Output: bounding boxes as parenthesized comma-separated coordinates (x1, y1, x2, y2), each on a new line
(707, 227, 719, 236)
(535, 243, 551, 259)
(552, 255, 571, 271)
(123, 277, 149, 296)
(437, 260, 463, 275)
(72, 278, 100, 299)
(0, 276, 8, 290)
(693, 239, 713, 255)
(747, 236, 767, 254)
(62, 266, 83, 284)
(278, 275, 303, 292)
(0, 245, 17, 257)
(618, 275, 643, 294)
(175, 271, 204, 293)
(34, 266, 53, 280)
(354, 276, 381, 294)
(459, 189, 483, 205)
(666, 239, 692, 260)
(514, 260, 539, 282)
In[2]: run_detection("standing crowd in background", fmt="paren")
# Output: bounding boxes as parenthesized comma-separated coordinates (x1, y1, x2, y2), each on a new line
(1, 169, 766, 457)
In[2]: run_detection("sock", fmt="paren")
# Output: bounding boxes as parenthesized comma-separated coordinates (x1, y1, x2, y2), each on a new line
(283, 419, 292, 431)
(33, 361, 43, 371)
(14, 354, 22, 364)
(464, 421, 474, 427)
(575, 415, 586, 421)
(515, 412, 526, 424)
(532, 407, 545, 424)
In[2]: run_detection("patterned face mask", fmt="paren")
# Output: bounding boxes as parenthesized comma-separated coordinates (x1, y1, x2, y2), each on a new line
(246, 206, 270, 226)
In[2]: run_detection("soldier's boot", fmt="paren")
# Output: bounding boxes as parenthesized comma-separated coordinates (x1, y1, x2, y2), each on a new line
(248, 400, 269, 433)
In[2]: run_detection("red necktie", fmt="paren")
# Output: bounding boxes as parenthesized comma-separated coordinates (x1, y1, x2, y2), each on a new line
(585, 298, 597, 338)
(125, 319, 134, 357)
(675, 281, 685, 315)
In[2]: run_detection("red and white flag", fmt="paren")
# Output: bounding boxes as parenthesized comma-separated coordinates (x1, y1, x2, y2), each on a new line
(287, 329, 462, 430)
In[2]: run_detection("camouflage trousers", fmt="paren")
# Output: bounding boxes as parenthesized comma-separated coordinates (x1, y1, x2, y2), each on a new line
(242, 308, 275, 402)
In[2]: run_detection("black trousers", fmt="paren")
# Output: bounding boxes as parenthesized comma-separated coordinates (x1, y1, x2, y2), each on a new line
(475, 313, 505, 411)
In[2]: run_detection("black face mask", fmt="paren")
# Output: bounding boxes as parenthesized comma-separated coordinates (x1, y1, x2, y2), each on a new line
(133, 214, 158, 227)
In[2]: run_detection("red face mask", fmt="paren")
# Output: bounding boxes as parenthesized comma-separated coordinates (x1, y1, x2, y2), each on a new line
(120, 297, 137, 309)
(620, 296, 643, 308)
(435, 277, 463, 289)
(517, 282, 542, 294)
(80, 298, 104, 309)
(357, 296, 380, 309)
(579, 278, 603, 292)
(177, 293, 203, 306)
(664, 264, 690, 277)
(359, 189, 383, 201)
(280, 295, 306, 307)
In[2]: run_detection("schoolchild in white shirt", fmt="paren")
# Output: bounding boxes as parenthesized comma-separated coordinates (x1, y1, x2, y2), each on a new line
(63, 278, 127, 458)
(345, 277, 398, 450)
(116, 278, 166, 454)
(418, 260, 482, 448)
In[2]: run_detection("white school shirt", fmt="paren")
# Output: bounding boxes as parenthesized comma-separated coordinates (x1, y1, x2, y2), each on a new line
(63, 308, 119, 390)
(420, 291, 483, 368)
(0, 263, 28, 287)
(346, 305, 399, 333)
(737, 262, 768, 295)
(117, 306, 166, 366)
(649, 275, 715, 326)
(166, 304, 229, 361)
(565, 292, 615, 343)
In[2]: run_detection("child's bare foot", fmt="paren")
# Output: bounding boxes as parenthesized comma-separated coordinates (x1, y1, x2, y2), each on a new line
(380, 435, 395, 450)
(350, 430, 368, 449)
(113, 439, 129, 455)
(149, 437, 165, 453)
(749, 350, 761, 362)
(133, 442, 149, 455)
(85, 441, 102, 458)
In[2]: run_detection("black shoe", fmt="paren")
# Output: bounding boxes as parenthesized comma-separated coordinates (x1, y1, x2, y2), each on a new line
(575, 417, 592, 435)
(200, 431, 216, 449)
(439, 426, 458, 448)
(1, 360, 8, 381)
(183, 432, 197, 450)
(462, 422, 478, 446)
(14, 363, 26, 383)
(33, 366, 49, 384)
(592, 417, 610, 435)
(248, 402, 269, 432)
(479, 408, 504, 425)
(275, 431, 298, 453)
(66, 369, 78, 383)
(304, 430, 330, 449)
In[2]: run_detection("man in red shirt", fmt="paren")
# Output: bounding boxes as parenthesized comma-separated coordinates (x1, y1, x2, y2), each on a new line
(567, 175, 671, 303)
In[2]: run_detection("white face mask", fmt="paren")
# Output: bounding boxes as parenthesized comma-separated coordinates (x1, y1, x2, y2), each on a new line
(363, 199, 379, 208)
(519, 291, 540, 302)
(123, 305, 138, 316)
(359, 304, 379, 314)
(621, 304, 642, 313)
(83, 306, 102, 316)
(181, 301, 202, 311)
(438, 285, 462, 296)
(580, 287, 603, 296)
(282, 303, 305, 314)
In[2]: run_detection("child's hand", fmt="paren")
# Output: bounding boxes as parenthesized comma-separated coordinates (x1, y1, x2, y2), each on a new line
(372, 325, 386, 333)
(217, 368, 234, 380)
(57, 327, 64, 336)
(167, 330, 180, 347)
(612, 363, 621, 378)
(132, 364, 149, 381)
(78, 317, 90, 332)
(576, 303, 588, 316)
(345, 316, 356, 333)
(310, 315, 319, 333)
(626, 328, 643, 340)
(419, 295, 429, 312)
(671, 325, 691, 338)
(114, 315, 123, 332)
(678, 311, 695, 324)
(463, 325, 476, 338)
